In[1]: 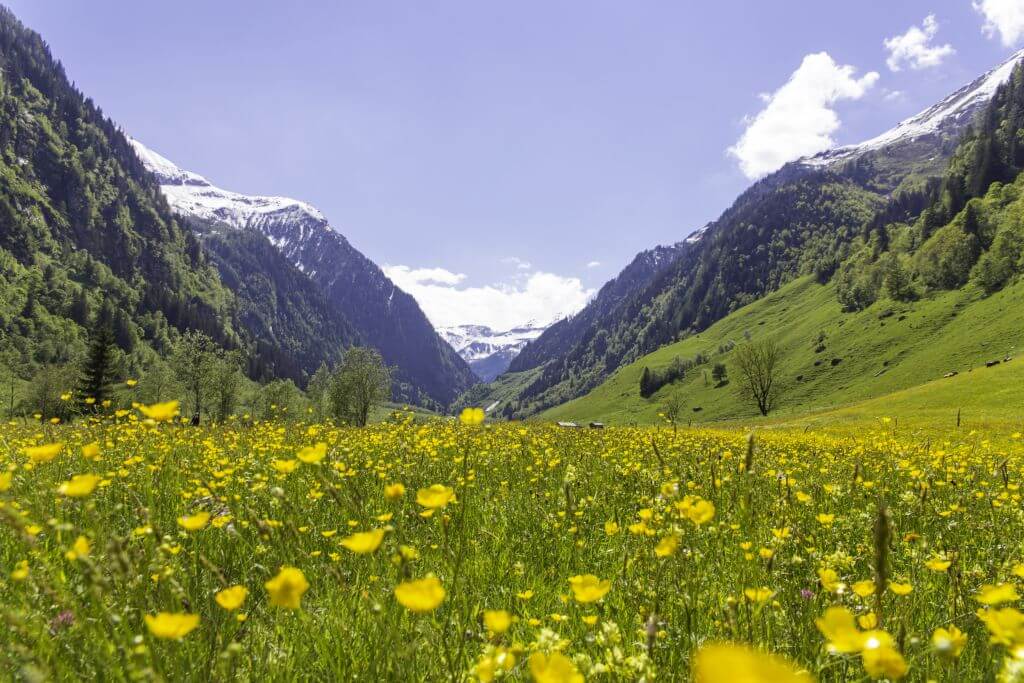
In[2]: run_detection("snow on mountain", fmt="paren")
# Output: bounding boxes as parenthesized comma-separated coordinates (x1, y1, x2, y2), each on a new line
(130, 138, 479, 404)
(683, 224, 709, 245)
(440, 323, 547, 381)
(803, 49, 1024, 168)
(130, 139, 331, 273)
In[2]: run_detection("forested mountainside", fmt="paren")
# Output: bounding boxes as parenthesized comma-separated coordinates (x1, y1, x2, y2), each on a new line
(0, 6, 475, 408)
(0, 6, 237, 377)
(502, 51, 1024, 418)
(548, 59, 1024, 424)
(508, 242, 688, 374)
(132, 141, 478, 407)
(193, 224, 358, 385)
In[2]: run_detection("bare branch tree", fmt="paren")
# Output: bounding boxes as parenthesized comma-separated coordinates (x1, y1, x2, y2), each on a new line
(734, 339, 782, 416)
(662, 391, 686, 432)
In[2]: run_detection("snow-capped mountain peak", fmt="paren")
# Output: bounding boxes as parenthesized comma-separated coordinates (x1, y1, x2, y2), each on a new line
(130, 138, 328, 231)
(440, 323, 547, 381)
(803, 48, 1024, 167)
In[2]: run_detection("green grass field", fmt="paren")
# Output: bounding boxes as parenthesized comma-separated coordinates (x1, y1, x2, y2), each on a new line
(5, 410, 1024, 680)
(542, 276, 1024, 430)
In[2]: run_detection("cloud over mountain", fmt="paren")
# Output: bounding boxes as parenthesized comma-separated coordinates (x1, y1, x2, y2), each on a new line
(728, 52, 879, 179)
(383, 265, 594, 330)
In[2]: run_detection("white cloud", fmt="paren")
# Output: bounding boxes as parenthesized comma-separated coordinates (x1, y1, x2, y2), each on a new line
(385, 265, 466, 286)
(586, 261, 602, 268)
(384, 264, 595, 330)
(501, 256, 532, 270)
(727, 52, 879, 179)
(975, 0, 1024, 46)
(884, 15, 955, 71)
(882, 89, 905, 102)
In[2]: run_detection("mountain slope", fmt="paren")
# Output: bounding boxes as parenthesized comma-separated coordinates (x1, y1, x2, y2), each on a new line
(509, 242, 687, 375)
(440, 323, 546, 381)
(548, 59, 1024, 426)
(541, 274, 1024, 425)
(196, 225, 359, 383)
(131, 141, 477, 406)
(0, 6, 237, 376)
(507, 49, 1024, 418)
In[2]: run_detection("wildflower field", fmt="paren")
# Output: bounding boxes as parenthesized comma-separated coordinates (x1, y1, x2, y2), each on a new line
(2, 407, 1024, 681)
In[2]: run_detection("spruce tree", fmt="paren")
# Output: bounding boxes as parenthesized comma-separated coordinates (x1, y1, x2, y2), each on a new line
(639, 367, 653, 398)
(79, 304, 116, 406)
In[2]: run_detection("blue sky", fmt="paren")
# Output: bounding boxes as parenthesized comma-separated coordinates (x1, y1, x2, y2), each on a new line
(7, 1, 1024, 328)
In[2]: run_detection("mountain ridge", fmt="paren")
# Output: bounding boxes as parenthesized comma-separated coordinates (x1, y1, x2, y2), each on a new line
(130, 139, 478, 406)
(501, 48, 1024, 417)
(440, 323, 546, 382)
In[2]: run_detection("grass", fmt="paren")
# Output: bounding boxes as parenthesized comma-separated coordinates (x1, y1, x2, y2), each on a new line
(453, 365, 543, 416)
(3, 410, 1024, 680)
(542, 276, 1024, 428)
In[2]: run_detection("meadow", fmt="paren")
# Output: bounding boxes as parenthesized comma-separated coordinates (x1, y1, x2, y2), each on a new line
(2, 404, 1023, 681)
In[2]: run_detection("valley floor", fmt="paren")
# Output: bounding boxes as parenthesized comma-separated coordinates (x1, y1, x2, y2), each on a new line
(2, 414, 1022, 680)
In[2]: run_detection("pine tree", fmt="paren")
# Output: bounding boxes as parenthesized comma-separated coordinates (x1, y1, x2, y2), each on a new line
(639, 367, 653, 398)
(79, 303, 116, 405)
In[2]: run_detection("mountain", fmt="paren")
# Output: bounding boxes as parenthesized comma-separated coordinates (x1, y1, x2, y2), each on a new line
(508, 242, 688, 376)
(131, 140, 478, 406)
(0, 6, 238, 379)
(440, 323, 546, 382)
(547, 54, 1024, 425)
(802, 48, 1024, 169)
(504, 49, 1024, 418)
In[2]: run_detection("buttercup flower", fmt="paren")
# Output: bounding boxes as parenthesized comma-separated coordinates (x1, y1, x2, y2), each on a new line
(568, 574, 611, 603)
(340, 529, 386, 554)
(265, 566, 309, 609)
(395, 575, 445, 613)
(215, 585, 249, 611)
(144, 612, 199, 640)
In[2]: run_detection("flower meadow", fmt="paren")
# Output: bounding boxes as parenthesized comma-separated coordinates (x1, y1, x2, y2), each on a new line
(2, 406, 1024, 681)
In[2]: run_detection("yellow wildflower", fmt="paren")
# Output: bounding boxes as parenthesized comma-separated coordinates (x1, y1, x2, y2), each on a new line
(265, 566, 309, 609)
(137, 400, 179, 422)
(567, 574, 611, 603)
(215, 586, 249, 611)
(395, 575, 445, 613)
(693, 643, 811, 683)
(340, 529, 386, 554)
(528, 651, 583, 683)
(144, 612, 199, 639)
(297, 442, 327, 464)
(58, 473, 101, 498)
(416, 484, 455, 509)
(24, 442, 63, 464)
(177, 511, 211, 531)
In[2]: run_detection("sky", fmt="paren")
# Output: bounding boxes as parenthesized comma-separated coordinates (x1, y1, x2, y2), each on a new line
(7, 0, 1024, 329)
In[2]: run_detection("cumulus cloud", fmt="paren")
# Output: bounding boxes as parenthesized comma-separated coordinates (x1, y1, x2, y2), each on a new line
(884, 15, 955, 71)
(728, 52, 879, 179)
(975, 0, 1024, 46)
(586, 261, 602, 268)
(384, 264, 595, 330)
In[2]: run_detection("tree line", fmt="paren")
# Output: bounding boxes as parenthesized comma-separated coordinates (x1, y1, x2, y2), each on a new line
(1, 303, 393, 427)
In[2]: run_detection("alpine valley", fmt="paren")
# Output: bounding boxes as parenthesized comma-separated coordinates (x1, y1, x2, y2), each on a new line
(439, 323, 547, 382)
(479, 47, 1024, 422)
(0, 4, 475, 411)
(6, 0, 1024, 431)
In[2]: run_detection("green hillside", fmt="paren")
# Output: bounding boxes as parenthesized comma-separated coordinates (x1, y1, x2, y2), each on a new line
(541, 273, 1024, 426)
(764, 355, 1024, 435)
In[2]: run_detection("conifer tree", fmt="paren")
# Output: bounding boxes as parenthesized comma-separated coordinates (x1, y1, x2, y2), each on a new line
(79, 303, 117, 406)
